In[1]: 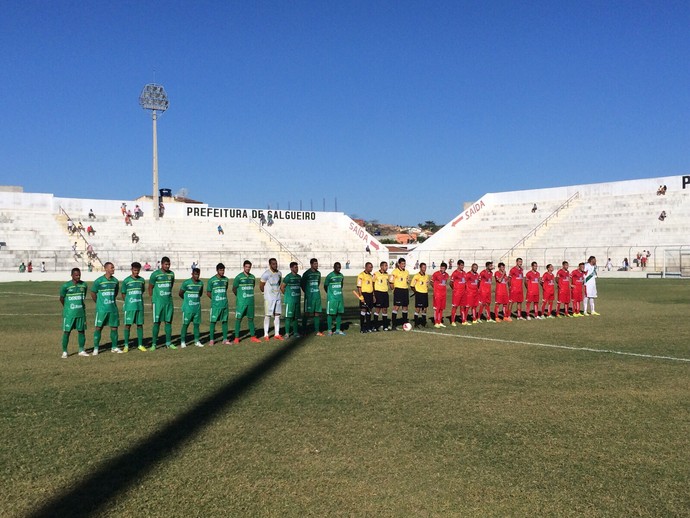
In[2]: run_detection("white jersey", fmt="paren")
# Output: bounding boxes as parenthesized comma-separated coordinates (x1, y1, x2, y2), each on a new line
(261, 269, 282, 302)
(584, 263, 598, 298)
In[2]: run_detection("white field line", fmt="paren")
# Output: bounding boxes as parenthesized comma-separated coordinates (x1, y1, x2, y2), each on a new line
(415, 329, 690, 363)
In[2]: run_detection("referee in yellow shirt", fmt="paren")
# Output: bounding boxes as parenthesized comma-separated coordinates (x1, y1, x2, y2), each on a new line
(357, 262, 374, 333)
(410, 262, 430, 327)
(388, 258, 410, 330)
(373, 261, 391, 331)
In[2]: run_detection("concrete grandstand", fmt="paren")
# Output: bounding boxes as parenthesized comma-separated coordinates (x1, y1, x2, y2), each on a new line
(0, 189, 386, 280)
(410, 174, 690, 277)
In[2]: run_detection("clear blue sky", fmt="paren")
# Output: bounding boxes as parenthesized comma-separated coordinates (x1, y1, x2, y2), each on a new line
(1, 1, 689, 226)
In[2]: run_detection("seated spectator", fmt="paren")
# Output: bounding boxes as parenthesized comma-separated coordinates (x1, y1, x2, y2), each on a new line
(87, 261, 93, 272)
(622, 258, 629, 271)
(217, 225, 224, 235)
(19, 262, 26, 273)
(67, 220, 75, 233)
(125, 214, 132, 226)
(159, 202, 165, 217)
(267, 215, 274, 226)
(662, 185, 667, 194)
(143, 261, 152, 271)
(606, 258, 613, 271)
(27, 261, 33, 273)
(77, 221, 85, 232)
(345, 260, 350, 269)
(88, 209, 96, 219)
(72, 242, 78, 253)
(134, 205, 143, 219)
(259, 214, 266, 226)
(87, 225, 96, 236)
(657, 185, 664, 195)
(131, 232, 139, 244)
(121, 202, 127, 215)
(659, 210, 667, 221)
(40, 261, 46, 273)
(531, 203, 538, 213)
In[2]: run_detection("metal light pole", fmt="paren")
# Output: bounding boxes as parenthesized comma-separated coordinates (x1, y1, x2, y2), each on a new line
(139, 84, 169, 220)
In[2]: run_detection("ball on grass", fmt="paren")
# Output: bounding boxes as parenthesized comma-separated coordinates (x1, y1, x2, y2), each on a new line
(402, 322, 412, 331)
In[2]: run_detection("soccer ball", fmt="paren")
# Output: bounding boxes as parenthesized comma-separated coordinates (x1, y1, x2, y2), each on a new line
(402, 322, 413, 331)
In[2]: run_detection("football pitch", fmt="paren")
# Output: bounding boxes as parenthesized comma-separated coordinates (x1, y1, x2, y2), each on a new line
(1, 279, 688, 517)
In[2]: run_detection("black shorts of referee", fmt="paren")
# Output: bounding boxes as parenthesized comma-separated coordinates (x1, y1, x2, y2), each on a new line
(374, 290, 389, 308)
(414, 292, 428, 308)
(393, 287, 409, 307)
(361, 292, 374, 311)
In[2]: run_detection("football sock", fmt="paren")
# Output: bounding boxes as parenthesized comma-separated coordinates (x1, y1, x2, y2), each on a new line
(78, 332, 85, 351)
(392, 311, 397, 328)
(222, 322, 228, 341)
(360, 311, 366, 331)
(314, 316, 320, 333)
(180, 324, 188, 343)
(264, 316, 270, 337)
(209, 323, 216, 342)
(327, 315, 333, 331)
(274, 316, 280, 335)
(450, 307, 457, 323)
(382, 315, 389, 329)
(124, 328, 130, 348)
(234, 319, 241, 338)
(422, 314, 427, 326)
(62, 333, 69, 353)
(414, 312, 419, 326)
(373, 313, 379, 326)
(110, 329, 118, 348)
(152, 323, 160, 346)
(193, 323, 200, 342)
(402, 311, 408, 324)
(164, 324, 172, 345)
(94, 329, 102, 349)
(365, 312, 371, 331)
(302, 315, 308, 332)
(137, 327, 143, 346)
(248, 319, 255, 336)
(336, 315, 342, 331)
(589, 300, 595, 313)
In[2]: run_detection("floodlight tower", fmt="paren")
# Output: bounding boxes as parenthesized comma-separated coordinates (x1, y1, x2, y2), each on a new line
(139, 83, 169, 220)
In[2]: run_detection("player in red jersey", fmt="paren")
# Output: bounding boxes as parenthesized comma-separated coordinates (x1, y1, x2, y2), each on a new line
(556, 261, 572, 317)
(570, 262, 586, 317)
(540, 264, 556, 318)
(524, 261, 542, 320)
(449, 260, 467, 326)
(493, 262, 510, 321)
(464, 263, 480, 324)
(478, 261, 495, 322)
(508, 258, 525, 320)
(431, 262, 449, 328)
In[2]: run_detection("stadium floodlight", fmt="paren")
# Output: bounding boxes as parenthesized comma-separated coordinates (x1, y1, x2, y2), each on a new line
(139, 83, 169, 220)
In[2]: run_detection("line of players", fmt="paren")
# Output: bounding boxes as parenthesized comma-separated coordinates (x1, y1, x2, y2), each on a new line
(354, 256, 599, 331)
(58, 256, 351, 358)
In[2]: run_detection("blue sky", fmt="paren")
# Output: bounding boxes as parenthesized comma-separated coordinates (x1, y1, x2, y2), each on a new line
(1, 1, 689, 225)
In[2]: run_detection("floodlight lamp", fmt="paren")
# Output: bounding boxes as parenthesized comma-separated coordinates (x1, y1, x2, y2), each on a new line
(139, 83, 169, 112)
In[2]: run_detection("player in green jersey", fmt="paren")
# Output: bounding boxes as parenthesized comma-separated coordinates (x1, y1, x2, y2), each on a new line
(232, 260, 262, 344)
(280, 261, 302, 339)
(179, 267, 204, 347)
(324, 262, 346, 335)
(121, 261, 146, 352)
(207, 263, 230, 345)
(90, 261, 121, 355)
(148, 256, 176, 350)
(59, 267, 89, 358)
(300, 258, 324, 336)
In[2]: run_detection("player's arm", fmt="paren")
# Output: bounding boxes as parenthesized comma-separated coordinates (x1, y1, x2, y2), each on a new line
(59, 296, 65, 307)
(179, 286, 185, 299)
(232, 277, 238, 296)
(90, 290, 97, 303)
(280, 282, 286, 295)
(148, 277, 154, 297)
(410, 275, 417, 294)
(259, 281, 266, 293)
(388, 273, 395, 290)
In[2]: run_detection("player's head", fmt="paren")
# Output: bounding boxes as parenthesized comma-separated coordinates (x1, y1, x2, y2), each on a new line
(310, 258, 318, 270)
(333, 262, 341, 273)
(379, 261, 388, 271)
(471, 263, 478, 272)
(71, 267, 81, 282)
(161, 257, 171, 271)
(104, 262, 114, 275)
(192, 268, 201, 281)
(243, 260, 252, 274)
(268, 258, 278, 271)
(562, 261, 569, 269)
(440, 261, 447, 272)
(485, 261, 493, 269)
(289, 261, 299, 274)
(419, 262, 426, 273)
(546, 263, 554, 272)
(588, 256, 596, 265)
(516, 258, 523, 266)
(364, 262, 373, 273)
(397, 258, 406, 269)
(578, 262, 585, 271)
(131, 261, 141, 275)
(497, 262, 505, 271)
(216, 263, 225, 275)
(531, 261, 538, 270)
(457, 259, 464, 269)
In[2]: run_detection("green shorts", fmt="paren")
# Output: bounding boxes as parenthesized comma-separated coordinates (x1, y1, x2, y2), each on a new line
(210, 306, 228, 323)
(235, 303, 255, 320)
(95, 311, 119, 328)
(304, 294, 322, 314)
(183, 310, 201, 325)
(124, 309, 144, 326)
(284, 299, 301, 319)
(152, 302, 174, 323)
(63, 315, 86, 332)
(326, 299, 345, 315)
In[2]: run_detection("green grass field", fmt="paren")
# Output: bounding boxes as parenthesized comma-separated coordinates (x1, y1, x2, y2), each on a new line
(1, 278, 689, 517)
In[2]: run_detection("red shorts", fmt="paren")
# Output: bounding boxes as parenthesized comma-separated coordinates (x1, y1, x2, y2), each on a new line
(526, 288, 540, 303)
(510, 288, 524, 303)
(571, 288, 583, 301)
(542, 289, 554, 302)
(433, 294, 447, 311)
(495, 287, 509, 305)
(465, 289, 478, 307)
(478, 288, 492, 305)
(451, 288, 466, 307)
(558, 289, 571, 303)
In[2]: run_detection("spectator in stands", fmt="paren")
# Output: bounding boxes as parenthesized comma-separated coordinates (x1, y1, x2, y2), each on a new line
(87, 244, 97, 260)
(345, 260, 350, 269)
(87, 261, 93, 272)
(622, 258, 629, 271)
(87, 225, 96, 236)
(217, 225, 224, 235)
(134, 205, 143, 219)
(659, 210, 667, 221)
(77, 221, 84, 232)
(41, 261, 46, 273)
(156, 261, 160, 270)
(124, 214, 132, 226)
(640, 252, 647, 269)
(121, 202, 127, 215)
(259, 213, 266, 226)
(19, 262, 26, 273)
(143, 262, 152, 271)
(88, 209, 96, 220)
(72, 242, 78, 253)
(606, 258, 613, 271)
(657, 185, 664, 195)
(191, 261, 197, 272)
(267, 214, 274, 226)
(366, 245, 371, 254)
(67, 220, 75, 234)
(27, 261, 33, 273)
(131, 232, 139, 244)
(432, 261, 436, 270)
(449, 259, 454, 270)
(531, 203, 538, 213)
(159, 202, 165, 217)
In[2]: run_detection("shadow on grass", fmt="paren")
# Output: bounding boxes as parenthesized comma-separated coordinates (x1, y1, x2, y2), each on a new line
(28, 336, 306, 518)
